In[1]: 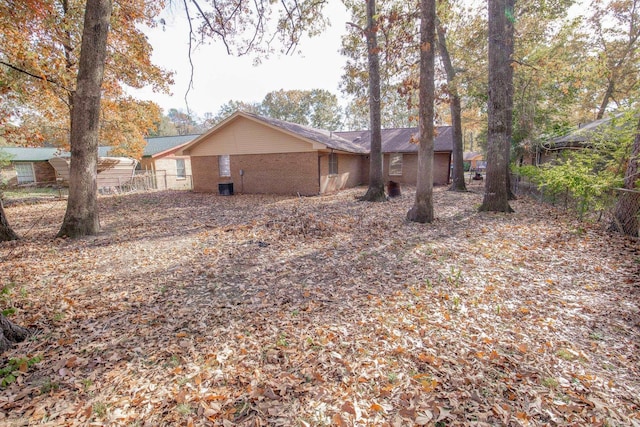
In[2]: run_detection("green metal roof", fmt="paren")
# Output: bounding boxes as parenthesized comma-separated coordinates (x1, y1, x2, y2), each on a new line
(0, 147, 61, 162)
(0, 146, 116, 161)
(143, 135, 201, 157)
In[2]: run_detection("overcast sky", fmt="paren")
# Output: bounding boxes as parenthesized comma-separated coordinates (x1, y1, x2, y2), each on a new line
(130, 1, 352, 119)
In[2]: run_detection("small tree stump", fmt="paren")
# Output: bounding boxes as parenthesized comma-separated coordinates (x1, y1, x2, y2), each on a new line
(387, 181, 401, 198)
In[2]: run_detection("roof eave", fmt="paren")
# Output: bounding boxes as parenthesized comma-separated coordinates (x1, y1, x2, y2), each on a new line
(150, 140, 195, 158)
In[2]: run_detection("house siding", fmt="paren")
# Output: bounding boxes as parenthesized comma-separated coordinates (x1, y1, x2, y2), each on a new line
(188, 116, 319, 156)
(319, 153, 363, 194)
(191, 152, 319, 195)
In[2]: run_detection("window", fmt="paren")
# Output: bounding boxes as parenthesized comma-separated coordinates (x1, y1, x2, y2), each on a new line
(175, 159, 186, 179)
(328, 153, 338, 175)
(15, 163, 35, 184)
(389, 153, 403, 176)
(219, 155, 231, 177)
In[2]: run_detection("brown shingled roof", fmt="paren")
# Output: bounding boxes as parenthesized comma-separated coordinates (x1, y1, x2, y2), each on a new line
(335, 126, 453, 153)
(242, 112, 369, 154)
(179, 111, 454, 156)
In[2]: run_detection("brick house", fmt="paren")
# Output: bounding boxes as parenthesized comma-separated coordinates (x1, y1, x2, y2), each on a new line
(0, 147, 60, 187)
(179, 111, 453, 196)
(179, 111, 368, 195)
(1, 146, 119, 188)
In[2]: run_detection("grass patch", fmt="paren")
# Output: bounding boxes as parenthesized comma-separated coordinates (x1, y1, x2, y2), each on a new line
(3, 187, 66, 200)
(541, 377, 559, 389)
(93, 402, 107, 417)
(556, 349, 576, 361)
(176, 403, 192, 415)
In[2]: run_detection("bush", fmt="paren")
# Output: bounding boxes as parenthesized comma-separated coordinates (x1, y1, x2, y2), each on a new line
(514, 113, 635, 218)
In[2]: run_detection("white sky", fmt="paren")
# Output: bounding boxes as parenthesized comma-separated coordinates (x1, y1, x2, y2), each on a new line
(130, 1, 352, 119)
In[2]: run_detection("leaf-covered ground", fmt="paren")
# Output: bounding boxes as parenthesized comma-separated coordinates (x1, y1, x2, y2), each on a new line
(1, 186, 638, 426)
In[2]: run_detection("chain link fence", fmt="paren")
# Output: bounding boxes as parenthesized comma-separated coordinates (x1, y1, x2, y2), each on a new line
(2, 171, 193, 205)
(511, 173, 639, 237)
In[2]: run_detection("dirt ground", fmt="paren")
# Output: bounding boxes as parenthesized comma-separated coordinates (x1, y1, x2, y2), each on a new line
(0, 186, 638, 426)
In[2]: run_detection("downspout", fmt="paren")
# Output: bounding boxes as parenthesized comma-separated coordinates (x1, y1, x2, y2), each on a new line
(317, 153, 321, 195)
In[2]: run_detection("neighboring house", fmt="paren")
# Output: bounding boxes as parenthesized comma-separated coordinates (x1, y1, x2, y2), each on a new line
(49, 156, 138, 191)
(463, 151, 485, 171)
(139, 135, 200, 190)
(0, 147, 60, 186)
(526, 115, 623, 165)
(178, 111, 453, 196)
(1, 136, 198, 191)
(1, 146, 114, 188)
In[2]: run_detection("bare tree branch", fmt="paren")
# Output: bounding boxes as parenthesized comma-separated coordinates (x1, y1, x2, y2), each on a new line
(0, 60, 72, 94)
(182, 0, 196, 115)
(190, 0, 232, 54)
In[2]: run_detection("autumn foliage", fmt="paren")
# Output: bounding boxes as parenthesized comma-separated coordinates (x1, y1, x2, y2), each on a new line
(0, 0, 171, 155)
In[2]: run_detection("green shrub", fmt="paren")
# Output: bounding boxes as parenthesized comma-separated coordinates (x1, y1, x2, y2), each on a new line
(515, 113, 635, 217)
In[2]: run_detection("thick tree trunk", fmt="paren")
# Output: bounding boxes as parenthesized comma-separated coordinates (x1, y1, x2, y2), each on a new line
(0, 314, 29, 354)
(360, 0, 386, 202)
(0, 199, 19, 241)
(57, 0, 112, 238)
(436, 23, 466, 192)
(407, 0, 436, 223)
(610, 116, 640, 237)
(479, 0, 514, 213)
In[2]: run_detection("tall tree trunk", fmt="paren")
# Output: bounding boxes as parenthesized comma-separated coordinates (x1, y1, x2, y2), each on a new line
(479, 0, 514, 213)
(610, 115, 640, 236)
(360, 0, 386, 202)
(407, 0, 436, 223)
(504, 0, 516, 201)
(436, 21, 466, 192)
(0, 314, 29, 354)
(0, 199, 19, 241)
(57, 0, 112, 238)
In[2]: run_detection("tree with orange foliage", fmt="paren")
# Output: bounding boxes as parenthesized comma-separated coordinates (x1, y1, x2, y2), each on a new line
(0, 0, 172, 157)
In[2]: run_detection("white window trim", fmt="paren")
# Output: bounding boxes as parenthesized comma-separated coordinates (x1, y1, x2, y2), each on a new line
(15, 162, 36, 184)
(389, 153, 403, 176)
(219, 155, 231, 178)
(175, 158, 186, 180)
(328, 153, 338, 175)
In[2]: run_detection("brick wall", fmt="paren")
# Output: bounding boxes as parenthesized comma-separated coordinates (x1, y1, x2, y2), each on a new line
(319, 153, 364, 194)
(0, 165, 16, 186)
(382, 152, 451, 186)
(191, 152, 320, 195)
(1, 161, 57, 187)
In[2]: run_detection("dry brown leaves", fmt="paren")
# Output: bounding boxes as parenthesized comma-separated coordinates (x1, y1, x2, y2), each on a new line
(0, 186, 638, 426)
